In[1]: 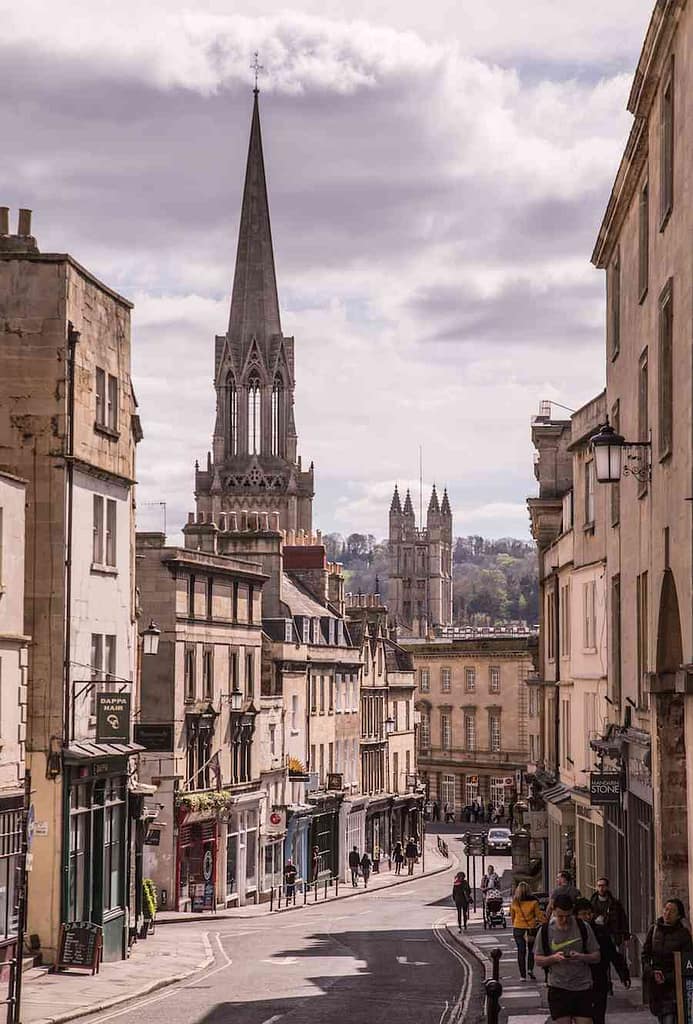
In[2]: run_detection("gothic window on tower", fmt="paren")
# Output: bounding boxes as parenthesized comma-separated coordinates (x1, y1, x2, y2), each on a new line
(227, 374, 238, 456)
(247, 374, 261, 455)
(271, 375, 283, 456)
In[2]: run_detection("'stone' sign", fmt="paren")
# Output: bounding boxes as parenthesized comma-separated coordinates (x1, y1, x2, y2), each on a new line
(96, 693, 131, 744)
(589, 772, 622, 805)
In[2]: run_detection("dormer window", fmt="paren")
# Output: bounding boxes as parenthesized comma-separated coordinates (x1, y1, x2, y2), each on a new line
(337, 620, 345, 646)
(328, 619, 336, 646)
(302, 617, 310, 644)
(311, 618, 320, 644)
(284, 619, 294, 643)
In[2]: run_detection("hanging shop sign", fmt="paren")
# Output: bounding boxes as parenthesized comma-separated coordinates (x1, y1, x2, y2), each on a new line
(96, 693, 131, 744)
(134, 723, 174, 751)
(589, 772, 622, 806)
(266, 810, 287, 835)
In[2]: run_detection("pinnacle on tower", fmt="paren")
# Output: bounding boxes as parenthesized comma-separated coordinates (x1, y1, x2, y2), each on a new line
(427, 484, 440, 516)
(228, 89, 282, 350)
(402, 489, 415, 517)
(441, 488, 452, 517)
(390, 485, 402, 515)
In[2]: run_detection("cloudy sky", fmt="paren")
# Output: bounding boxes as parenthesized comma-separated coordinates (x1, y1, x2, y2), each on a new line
(2, 0, 654, 540)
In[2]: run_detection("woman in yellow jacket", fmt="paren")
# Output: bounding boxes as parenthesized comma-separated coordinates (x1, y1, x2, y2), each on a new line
(510, 881, 545, 981)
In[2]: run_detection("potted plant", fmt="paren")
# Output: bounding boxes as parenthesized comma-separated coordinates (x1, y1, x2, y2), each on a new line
(140, 878, 158, 938)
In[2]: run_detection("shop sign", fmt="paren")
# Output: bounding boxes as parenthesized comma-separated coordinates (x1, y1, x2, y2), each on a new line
(589, 772, 622, 805)
(467, 775, 479, 785)
(144, 829, 161, 846)
(266, 810, 286, 835)
(528, 810, 548, 838)
(96, 693, 131, 744)
(675, 951, 693, 1024)
(327, 773, 343, 791)
(56, 922, 103, 974)
(134, 723, 174, 751)
(190, 882, 215, 913)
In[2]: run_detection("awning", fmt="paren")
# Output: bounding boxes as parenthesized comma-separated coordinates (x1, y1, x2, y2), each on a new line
(541, 781, 571, 805)
(63, 740, 145, 763)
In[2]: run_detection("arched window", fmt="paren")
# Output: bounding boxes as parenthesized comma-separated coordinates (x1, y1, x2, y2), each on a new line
(247, 374, 261, 455)
(271, 375, 283, 456)
(226, 374, 237, 456)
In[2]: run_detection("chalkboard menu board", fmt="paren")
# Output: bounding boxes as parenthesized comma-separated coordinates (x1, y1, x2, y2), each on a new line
(56, 922, 103, 974)
(675, 952, 693, 1024)
(190, 882, 216, 913)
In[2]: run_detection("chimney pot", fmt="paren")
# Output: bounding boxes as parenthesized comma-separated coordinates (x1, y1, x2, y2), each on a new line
(0, 208, 8, 235)
(17, 209, 32, 236)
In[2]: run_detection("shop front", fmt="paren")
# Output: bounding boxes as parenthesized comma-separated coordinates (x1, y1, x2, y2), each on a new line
(574, 800, 604, 895)
(176, 813, 217, 912)
(391, 795, 420, 848)
(62, 747, 139, 962)
(340, 798, 366, 881)
(308, 797, 341, 880)
(0, 794, 23, 980)
(285, 808, 312, 885)
(365, 796, 392, 865)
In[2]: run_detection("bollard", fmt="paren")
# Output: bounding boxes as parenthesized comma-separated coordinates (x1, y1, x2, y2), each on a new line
(324, 879, 328, 900)
(303, 882, 307, 906)
(270, 886, 274, 913)
(485, 979, 502, 1024)
(489, 947, 502, 982)
(335, 876, 339, 897)
(278, 886, 283, 910)
(314, 881, 318, 902)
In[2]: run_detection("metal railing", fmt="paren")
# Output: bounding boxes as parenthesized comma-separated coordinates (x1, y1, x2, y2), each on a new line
(269, 874, 341, 911)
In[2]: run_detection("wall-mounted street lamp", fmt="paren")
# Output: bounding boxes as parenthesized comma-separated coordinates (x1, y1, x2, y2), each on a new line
(141, 620, 161, 657)
(590, 420, 651, 484)
(220, 687, 244, 712)
(384, 716, 395, 736)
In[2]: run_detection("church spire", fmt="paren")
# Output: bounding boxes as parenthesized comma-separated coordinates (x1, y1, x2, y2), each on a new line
(427, 484, 440, 516)
(402, 489, 415, 518)
(390, 485, 402, 515)
(228, 89, 282, 347)
(441, 488, 452, 517)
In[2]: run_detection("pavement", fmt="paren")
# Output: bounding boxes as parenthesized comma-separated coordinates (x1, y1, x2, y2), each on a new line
(455, 901, 653, 1024)
(18, 835, 454, 1024)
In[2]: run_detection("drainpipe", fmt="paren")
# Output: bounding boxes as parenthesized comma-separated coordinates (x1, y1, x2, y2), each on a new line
(63, 321, 80, 747)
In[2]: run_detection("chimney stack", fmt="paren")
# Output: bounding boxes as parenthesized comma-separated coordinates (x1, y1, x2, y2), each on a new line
(0, 208, 8, 235)
(17, 209, 32, 236)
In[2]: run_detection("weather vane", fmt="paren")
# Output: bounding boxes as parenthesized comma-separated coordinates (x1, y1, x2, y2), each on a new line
(250, 51, 264, 93)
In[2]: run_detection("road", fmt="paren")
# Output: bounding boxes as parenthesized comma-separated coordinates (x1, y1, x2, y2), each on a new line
(85, 836, 489, 1024)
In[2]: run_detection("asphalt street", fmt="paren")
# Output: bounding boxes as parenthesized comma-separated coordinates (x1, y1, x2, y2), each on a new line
(82, 834, 493, 1024)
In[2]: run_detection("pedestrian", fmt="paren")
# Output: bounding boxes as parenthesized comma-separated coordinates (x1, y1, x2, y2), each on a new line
(547, 870, 580, 916)
(283, 859, 298, 901)
(575, 898, 630, 1024)
(424, 800, 432, 821)
(508, 799, 516, 828)
(372, 846, 381, 874)
(481, 864, 501, 897)
(510, 881, 544, 981)
(405, 837, 418, 875)
(348, 845, 360, 887)
(452, 871, 472, 932)
(311, 845, 321, 883)
(534, 893, 600, 1024)
(642, 898, 693, 1024)
(432, 800, 440, 822)
(393, 841, 404, 875)
(589, 877, 630, 948)
(498, 803, 505, 824)
(360, 851, 372, 887)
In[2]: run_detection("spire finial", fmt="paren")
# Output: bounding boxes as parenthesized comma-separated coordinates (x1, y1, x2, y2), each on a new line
(250, 51, 264, 94)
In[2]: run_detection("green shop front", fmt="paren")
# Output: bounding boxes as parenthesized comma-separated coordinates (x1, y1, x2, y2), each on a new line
(62, 741, 144, 961)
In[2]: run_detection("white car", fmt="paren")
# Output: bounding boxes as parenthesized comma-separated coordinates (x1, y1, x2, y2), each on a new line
(486, 827, 512, 853)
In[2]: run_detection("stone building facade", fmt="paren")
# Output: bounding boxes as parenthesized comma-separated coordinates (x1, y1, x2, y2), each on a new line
(388, 485, 453, 637)
(0, 470, 29, 968)
(0, 210, 142, 961)
(404, 633, 536, 814)
(528, 394, 610, 896)
(135, 534, 269, 909)
(587, 0, 693, 948)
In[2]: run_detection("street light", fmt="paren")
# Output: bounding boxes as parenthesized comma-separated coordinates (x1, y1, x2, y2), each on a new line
(141, 620, 161, 656)
(590, 420, 651, 484)
(229, 687, 243, 712)
(384, 716, 395, 736)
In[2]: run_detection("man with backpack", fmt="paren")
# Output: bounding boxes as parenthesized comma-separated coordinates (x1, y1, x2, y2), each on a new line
(575, 898, 630, 1024)
(535, 893, 600, 1024)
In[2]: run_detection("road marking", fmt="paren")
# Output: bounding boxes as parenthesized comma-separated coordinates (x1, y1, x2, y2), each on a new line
(93, 932, 232, 1022)
(261, 957, 299, 965)
(260, 1016, 284, 1024)
(438, 1000, 449, 1024)
(432, 918, 473, 1024)
(396, 955, 429, 966)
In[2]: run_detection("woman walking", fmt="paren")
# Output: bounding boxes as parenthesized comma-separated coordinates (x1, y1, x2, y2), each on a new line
(393, 841, 404, 876)
(452, 871, 472, 932)
(510, 881, 544, 981)
(642, 898, 693, 1024)
(360, 851, 372, 888)
(405, 837, 418, 876)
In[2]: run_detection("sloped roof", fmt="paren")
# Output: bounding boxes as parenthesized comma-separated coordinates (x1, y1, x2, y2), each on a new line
(282, 572, 337, 619)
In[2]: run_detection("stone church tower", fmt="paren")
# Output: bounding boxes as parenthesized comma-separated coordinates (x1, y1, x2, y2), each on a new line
(388, 485, 453, 636)
(194, 89, 314, 532)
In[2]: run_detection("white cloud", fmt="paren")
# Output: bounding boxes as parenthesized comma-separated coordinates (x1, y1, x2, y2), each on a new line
(0, 2, 649, 540)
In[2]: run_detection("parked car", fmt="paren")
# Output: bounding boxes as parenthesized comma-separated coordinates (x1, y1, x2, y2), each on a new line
(486, 827, 512, 853)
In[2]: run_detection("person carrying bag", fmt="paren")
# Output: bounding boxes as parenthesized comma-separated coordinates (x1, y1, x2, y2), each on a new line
(510, 881, 545, 981)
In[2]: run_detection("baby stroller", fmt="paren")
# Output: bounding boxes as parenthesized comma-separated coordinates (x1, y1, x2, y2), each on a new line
(483, 888, 507, 930)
